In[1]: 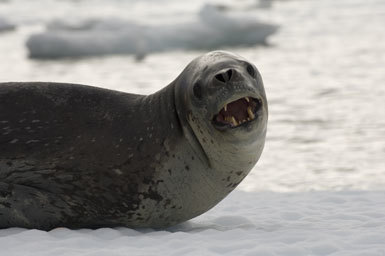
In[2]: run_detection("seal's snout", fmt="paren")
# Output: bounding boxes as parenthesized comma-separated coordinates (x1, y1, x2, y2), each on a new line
(212, 64, 255, 87)
(214, 68, 234, 84)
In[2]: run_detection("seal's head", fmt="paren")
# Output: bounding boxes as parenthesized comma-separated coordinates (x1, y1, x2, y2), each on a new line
(175, 51, 268, 170)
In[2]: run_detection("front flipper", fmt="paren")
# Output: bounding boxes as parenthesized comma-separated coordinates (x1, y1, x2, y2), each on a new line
(0, 182, 75, 230)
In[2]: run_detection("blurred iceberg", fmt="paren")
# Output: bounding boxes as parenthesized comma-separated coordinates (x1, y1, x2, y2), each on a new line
(0, 17, 16, 32)
(26, 4, 278, 59)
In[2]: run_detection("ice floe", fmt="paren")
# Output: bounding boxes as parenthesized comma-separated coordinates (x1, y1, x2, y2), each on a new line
(1, 190, 384, 256)
(26, 4, 278, 59)
(0, 17, 15, 32)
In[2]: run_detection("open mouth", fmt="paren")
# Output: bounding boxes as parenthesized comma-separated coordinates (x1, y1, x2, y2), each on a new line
(212, 96, 261, 130)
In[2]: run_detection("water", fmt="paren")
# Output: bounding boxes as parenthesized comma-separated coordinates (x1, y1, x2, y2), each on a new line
(0, 0, 384, 192)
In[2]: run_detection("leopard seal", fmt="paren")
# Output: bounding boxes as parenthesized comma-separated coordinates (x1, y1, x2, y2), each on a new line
(0, 51, 268, 230)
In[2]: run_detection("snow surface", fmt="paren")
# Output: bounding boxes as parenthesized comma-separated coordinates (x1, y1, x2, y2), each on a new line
(26, 4, 277, 59)
(1, 191, 385, 256)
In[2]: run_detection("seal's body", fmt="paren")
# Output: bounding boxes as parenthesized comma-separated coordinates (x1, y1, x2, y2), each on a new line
(0, 51, 268, 230)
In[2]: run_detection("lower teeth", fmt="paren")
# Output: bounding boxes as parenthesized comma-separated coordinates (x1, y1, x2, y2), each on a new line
(231, 117, 238, 126)
(220, 107, 256, 127)
(247, 107, 255, 119)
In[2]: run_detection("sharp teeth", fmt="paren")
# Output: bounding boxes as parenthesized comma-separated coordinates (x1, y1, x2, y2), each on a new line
(247, 106, 255, 119)
(231, 116, 238, 126)
(245, 97, 250, 102)
(224, 104, 227, 111)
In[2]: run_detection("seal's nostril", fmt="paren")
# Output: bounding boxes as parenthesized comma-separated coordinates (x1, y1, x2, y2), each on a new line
(214, 69, 234, 83)
(226, 69, 233, 81)
(215, 73, 226, 83)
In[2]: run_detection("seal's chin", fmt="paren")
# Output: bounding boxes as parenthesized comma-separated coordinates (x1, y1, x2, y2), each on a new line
(212, 96, 261, 130)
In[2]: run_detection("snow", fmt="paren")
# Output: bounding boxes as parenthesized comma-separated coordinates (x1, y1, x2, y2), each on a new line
(26, 4, 278, 59)
(1, 191, 385, 255)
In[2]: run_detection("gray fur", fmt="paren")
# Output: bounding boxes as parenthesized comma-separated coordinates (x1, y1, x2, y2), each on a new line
(0, 51, 268, 230)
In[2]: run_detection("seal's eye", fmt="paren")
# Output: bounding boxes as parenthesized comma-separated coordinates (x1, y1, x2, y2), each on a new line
(193, 83, 202, 99)
(246, 64, 255, 78)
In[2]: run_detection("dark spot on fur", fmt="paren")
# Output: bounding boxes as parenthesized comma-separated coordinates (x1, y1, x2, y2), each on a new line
(143, 178, 151, 184)
(185, 165, 190, 171)
(167, 169, 172, 175)
(236, 171, 243, 176)
(191, 156, 195, 160)
(0, 202, 11, 208)
(164, 199, 171, 207)
(0, 189, 11, 198)
(142, 187, 163, 202)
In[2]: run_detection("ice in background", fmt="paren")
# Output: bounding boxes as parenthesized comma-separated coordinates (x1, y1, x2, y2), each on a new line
(25, 4, 278, 58)
(1, 0, 385, 255)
